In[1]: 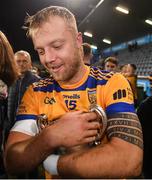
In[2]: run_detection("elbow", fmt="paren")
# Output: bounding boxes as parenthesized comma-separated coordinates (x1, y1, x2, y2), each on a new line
(4, 149, 26, 175)
(125, 149, 143, 178)
(4, 158, 14, 175)
(134, 162, 143, 177)
(129, 159, 142, 177)
(133, 158, 143, 177)
(5, 157, 29, 176)
(5, 164, 16, 176)
(4, 153, 18, 175)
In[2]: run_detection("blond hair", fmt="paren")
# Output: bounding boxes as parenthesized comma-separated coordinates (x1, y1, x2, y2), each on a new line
(24, 6, 78, 38)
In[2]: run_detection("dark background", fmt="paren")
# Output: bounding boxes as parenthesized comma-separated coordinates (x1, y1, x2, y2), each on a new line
(1, 0, 152, 62)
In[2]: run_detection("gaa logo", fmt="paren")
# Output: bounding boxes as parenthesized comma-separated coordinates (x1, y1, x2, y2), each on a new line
(44, 97, 56, 104)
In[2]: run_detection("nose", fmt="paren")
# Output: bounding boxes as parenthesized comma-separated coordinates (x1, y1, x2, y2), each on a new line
(17, 61, 24, 66)
(45, 48, 56, 63)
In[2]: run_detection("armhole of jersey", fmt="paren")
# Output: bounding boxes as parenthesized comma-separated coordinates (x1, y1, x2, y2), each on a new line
(11, 119, 38, 136)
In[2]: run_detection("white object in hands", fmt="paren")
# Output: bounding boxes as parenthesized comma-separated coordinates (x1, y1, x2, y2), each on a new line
(43, 154, 60, 175)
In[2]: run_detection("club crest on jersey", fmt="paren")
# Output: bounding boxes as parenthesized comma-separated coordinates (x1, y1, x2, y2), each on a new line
(88, 89, 97, 105)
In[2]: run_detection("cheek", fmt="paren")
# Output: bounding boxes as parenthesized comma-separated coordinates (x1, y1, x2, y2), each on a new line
(39, 56, 45, 65)
(60, 47, 71, 58)
(61, 42, 76, 57)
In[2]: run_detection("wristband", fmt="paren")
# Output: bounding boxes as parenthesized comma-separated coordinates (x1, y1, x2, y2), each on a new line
(43, 154, 60, 175)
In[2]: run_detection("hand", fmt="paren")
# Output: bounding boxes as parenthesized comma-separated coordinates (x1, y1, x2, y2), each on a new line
(43, 111, 101, 149)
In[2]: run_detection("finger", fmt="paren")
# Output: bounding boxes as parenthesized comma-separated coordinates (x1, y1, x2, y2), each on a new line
(83, 112, 99, 122)
(86, 121, 101, 130)
(83, 136, 96, 144)
(84, 129, 98, 137)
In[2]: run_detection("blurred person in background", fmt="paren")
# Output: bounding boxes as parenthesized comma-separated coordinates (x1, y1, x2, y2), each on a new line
(0, 31, 18, 178)
(92, 58, 105, 70)
(121, 64, 138, 107)
(31, 65, 41, 78)
(7, 50, 40, 178)
(120, 64, 127, 74)
(8, 50, 40, 129)
(104, 56, 118, 72)
(82, 43, 93, 66)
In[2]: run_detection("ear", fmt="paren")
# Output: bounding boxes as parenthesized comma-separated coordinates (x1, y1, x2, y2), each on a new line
(76, 32, 83, 48)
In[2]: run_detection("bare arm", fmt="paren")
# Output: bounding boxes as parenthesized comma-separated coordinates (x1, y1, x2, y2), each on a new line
(4, 131, 52, 174)
(4, 111, 100, 175)
(58, 113, 143, 178)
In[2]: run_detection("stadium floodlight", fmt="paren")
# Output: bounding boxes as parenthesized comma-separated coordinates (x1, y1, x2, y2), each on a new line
(84, 32, 93, 38)
(115, 6, 129, 14)
(103, 39, 111, 44)
(145, 19, 152, 26)
(91, 45, 97, 49)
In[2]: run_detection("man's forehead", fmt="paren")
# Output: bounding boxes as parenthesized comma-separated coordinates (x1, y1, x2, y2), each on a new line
(34, 16, 71, 34)
(15, 53, 28, 59)
(106, 62, 116, 65)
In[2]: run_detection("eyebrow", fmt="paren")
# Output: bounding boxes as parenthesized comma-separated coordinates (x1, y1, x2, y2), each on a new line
(106, 65, 115, 67)
(34, 39, 65, 50)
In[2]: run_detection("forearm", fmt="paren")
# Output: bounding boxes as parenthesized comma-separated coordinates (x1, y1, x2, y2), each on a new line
(5, 132, 53, 174)
(58, 139, 143, 178)
(58, 113, 143, 178)
(5, 111, 100, 175)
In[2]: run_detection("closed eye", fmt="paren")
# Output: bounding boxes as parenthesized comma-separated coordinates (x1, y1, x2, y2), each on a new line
(53, 44, 63, 50)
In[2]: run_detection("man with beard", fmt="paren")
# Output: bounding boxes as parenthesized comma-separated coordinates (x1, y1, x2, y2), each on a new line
(5, 6, 143, 179)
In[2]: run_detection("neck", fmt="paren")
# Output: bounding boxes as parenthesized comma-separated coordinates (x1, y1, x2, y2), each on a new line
(58, 64, 87, 86)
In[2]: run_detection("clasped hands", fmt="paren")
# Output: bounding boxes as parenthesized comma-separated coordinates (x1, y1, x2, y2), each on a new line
(37, 110, 103, 152)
